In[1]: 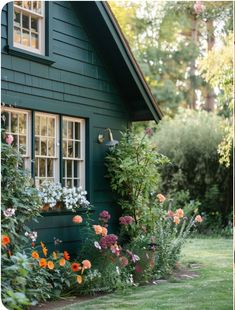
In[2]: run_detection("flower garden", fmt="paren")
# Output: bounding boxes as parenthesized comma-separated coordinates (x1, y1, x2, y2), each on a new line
(1, 129, 205, 310)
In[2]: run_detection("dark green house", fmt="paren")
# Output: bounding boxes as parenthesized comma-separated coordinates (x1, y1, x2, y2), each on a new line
(1, 1, 162, 253)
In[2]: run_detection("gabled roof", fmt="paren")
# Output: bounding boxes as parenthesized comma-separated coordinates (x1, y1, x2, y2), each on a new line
(73, 1, 163, 122)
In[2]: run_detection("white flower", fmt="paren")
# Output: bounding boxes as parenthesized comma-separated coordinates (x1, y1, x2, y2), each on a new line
(3, 208, 15, 217)
(116, 266, 120, 275)
(94, 241, 101, 250)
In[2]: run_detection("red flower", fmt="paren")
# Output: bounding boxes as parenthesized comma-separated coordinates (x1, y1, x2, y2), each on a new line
(71, 263, 81, 272)
(64, 251, 70, 260)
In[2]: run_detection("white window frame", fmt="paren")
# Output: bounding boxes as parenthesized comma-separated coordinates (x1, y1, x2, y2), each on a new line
(1, 107, 31, 170)
(13, 1, 45, 55)
(62, 117, 85, 189)
(34, 112, 60, 187)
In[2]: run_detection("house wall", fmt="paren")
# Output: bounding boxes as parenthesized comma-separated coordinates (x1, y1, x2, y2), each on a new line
(1, 1, 129, 254)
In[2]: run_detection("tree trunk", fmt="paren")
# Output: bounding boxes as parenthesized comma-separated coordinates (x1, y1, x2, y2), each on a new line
(204, 19, 215, 112)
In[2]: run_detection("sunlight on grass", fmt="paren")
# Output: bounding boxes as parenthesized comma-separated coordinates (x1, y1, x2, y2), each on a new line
(60, 239, 232, 310)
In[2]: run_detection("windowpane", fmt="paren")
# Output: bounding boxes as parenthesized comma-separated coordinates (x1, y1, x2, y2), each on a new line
(35, 115, 40, 135)
(67, 179, 72, 188)
(40, 117, 47, 136)
(39, 158, 46, 177)
(31, 17, 38, 32)
(41, 138, 47, 156)
(63, 120, 67, 138)
(1, 112, 9, 131)
(35, 157, 39, 177)
(68, 141, 73, 157)
(47, 159, 53, 177)
(68, 122, 73, 139)
(22, 30, 30, 46)
(12, 134, 18, 148)
(63, 141, 67, 157)
(67, 160, 72, 177)
(22, 14, 29, 29)
(74, 161, 79, 178)
(14, 11, 21, 27)
(23, 1, 31, 10)
(14, 1, 23, 6)
(11, 113, 18, 133)
(19, 113, 27, 134)
(48, 139, 55, 156)
(75, 141, 80, 158)
(48, 118, 55, 137)
(31, 33, 39, 49)
(35, 137, 40, 155)
(36, 1, 42, 14)
(14, 27, 21, 44)
(75, 122, 80, 140)
(19, 135, 27, 154)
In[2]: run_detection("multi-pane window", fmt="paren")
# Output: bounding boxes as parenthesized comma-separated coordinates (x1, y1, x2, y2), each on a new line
(35, 113, 58, 186)
(13, 1, 44, 54)
(1, 108, 31, 169)
(63, 118, 85, 188)
(1, 108, 86, 189)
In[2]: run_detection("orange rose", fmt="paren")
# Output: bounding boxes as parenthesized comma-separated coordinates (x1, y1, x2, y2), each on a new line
(93, 225, 103, 235)
(77, 275, 82, 284)
(71, 262, 81, 272)
(39, 258, 47, 268)
(48, 260, 54, 270)
(32, 251, 39, 259)
(40, 241, 45, 248)
(82, 259, 91, 269)
(72, 215, 83, 224)
(173, 216, 180, 225)
(101, 227, 108, 236)
(157, 194, 166, 203)
(176, 208, 184, 218)
(195, 215, 203, 223)
(64, 251, 70, 260)
(2, 235, 10, 247)
(59, 258, 66, 266)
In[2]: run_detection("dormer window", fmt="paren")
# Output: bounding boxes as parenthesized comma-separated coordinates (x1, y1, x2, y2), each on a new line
(13, 1, 44, 55)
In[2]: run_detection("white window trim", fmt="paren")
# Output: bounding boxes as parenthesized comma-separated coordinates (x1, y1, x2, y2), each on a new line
(62, 116, 86, 190)
(13, 1, 45, 55)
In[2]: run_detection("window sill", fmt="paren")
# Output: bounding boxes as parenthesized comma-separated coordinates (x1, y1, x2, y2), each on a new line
(6, 45, 55, 65)
(41, 207, 95, 217)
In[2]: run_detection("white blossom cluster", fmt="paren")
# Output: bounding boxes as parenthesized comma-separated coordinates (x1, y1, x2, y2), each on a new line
(39, 181, 90, 211)
(85, 269, 102, 282)
(62, 186, 90, 211)
(39, 181, 62, 207)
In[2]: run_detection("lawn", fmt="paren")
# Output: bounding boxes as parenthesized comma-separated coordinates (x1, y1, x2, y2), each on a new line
(60, 238, 233, 310)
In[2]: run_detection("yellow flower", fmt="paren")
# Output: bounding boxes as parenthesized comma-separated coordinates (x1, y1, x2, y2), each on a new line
(101, 227, 108, 236)
(53, 251, 57, 259)
(77, 275, 82, 284)
(42, 246, 48, 257)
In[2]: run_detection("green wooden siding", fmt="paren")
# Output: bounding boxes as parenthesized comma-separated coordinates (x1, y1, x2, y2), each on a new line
(1, 1, 129, 255)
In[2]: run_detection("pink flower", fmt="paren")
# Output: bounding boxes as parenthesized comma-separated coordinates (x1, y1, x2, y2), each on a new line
(195, 215, 203, 223)
(167, 210, 175, 218)
(100, 234, 118, 249)
(99, 210, 111, 223)
(194, 1, 205, 14)
(119, 216, 134, 225)
(135, 264, 142, 273)
(157, 194, 166, 203)
(119, 256, 129, 267)
(6, 134, 14, 145)
(173, 216, 180, 225)
(176, 208, 184, 218)
(145, 128, 154, 137)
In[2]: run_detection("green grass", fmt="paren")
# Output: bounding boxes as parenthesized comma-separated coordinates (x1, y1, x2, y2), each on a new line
(60, 239, 233, 310)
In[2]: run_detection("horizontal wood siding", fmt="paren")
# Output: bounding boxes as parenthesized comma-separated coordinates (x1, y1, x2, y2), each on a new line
(1, 1, 129, 254)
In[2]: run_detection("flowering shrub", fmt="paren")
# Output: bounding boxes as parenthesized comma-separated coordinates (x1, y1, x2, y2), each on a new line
(39, 181, 90, 211)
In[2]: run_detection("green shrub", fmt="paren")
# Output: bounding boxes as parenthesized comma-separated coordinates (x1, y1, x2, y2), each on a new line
(155, 109, 232, 227)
